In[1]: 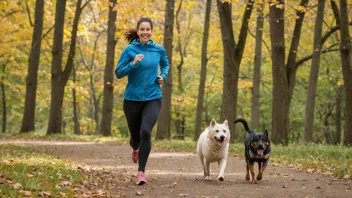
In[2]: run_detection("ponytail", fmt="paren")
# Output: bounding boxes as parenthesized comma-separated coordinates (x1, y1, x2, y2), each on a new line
(124, 28, 138, 43)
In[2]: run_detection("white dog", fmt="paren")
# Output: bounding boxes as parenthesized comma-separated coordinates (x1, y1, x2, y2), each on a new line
(197, 118, 230, 181)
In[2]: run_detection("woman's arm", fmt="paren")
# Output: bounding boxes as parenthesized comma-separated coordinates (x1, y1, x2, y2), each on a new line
(115, 48, 134, 79)
(159, 48, 170, 82)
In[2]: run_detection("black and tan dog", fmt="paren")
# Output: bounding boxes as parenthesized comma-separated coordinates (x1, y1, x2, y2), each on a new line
(233, 118, 271, 184)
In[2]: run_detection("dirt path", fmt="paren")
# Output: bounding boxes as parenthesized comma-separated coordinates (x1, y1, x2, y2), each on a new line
(1, 140, 351, 198)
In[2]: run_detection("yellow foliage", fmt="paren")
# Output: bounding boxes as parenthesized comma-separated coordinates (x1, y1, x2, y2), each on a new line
(238, 80, 253, 89)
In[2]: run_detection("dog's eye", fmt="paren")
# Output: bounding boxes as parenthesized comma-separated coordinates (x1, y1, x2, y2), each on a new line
(223, 130, 226, 132)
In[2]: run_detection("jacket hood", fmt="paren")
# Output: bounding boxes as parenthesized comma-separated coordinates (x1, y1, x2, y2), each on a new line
(131, 39, 156, 46)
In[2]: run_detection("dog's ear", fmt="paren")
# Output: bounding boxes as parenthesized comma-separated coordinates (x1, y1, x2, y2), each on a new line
(223, 119, 228, 127)
(264, 129, 268, 136)
(210, 118, 217, 128)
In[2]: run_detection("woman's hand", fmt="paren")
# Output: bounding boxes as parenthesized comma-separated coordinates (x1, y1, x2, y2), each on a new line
(157, 76, 164, 85)
(133, 54, 144, 65)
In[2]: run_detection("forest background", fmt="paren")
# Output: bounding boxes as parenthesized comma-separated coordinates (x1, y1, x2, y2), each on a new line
(1, 0, 352, 146)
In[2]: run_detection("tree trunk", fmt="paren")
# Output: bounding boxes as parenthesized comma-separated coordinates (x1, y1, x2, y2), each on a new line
(251, 2, 264, 131)
(335, 86, 342, 144)
(286, 0, 309, 102)
(101, 0, 117, 136)
(156, 0, 175, 140)
(194, 0, 211, 141)
(175, 0, 184, 92)
(304, 0, 326, 142)
(217, 0, 254, 142)
(47, 0, 67, 134)
(47, 0, 88, 134)
(217, 0, 237, 142)
(269, 0, 289, 145)
(1, 64, 6, 133)
(174, 0, 185, 138)
(339, 0, 352, 145)
(20, 0, 44, 133)
(330, 0, 340, 25)
(72, 62, 81, 135)
(319, 103, 334, 144)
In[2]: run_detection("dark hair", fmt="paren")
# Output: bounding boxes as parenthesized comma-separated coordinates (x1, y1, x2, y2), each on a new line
(124, 17, 153, 43)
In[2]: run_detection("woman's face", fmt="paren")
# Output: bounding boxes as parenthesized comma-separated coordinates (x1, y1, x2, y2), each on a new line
(137, 22, 152, 44)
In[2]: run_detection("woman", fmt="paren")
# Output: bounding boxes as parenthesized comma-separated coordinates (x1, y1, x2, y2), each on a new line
(115, 17, 170, 185)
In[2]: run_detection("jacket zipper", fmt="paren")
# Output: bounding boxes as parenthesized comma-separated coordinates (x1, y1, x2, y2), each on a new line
(143, 45, 148, 100)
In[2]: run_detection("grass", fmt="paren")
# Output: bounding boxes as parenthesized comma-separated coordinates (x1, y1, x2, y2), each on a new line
(270, 143, 352, 177)
(0, 144, 84, 197)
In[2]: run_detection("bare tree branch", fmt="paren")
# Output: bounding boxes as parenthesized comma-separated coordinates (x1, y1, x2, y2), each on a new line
(25, 0, 33, 26)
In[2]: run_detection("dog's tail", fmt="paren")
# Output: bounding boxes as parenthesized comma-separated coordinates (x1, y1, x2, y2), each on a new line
(233, 118, 254, 134)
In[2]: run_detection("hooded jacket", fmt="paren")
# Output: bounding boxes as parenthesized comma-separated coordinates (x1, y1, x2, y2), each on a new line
(115, 39, 170, 101)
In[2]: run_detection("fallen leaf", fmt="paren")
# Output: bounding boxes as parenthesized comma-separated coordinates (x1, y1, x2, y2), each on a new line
(19, 190, 32, 196)
(136, 191, 144, 196)
(26, 174, 34, 178)
(39, 191, 52, 197)
(6, 178, 13, 184)
(13, 183, 23, 190)
(60, 180, 72, 187)
(316, 186, 321, 189)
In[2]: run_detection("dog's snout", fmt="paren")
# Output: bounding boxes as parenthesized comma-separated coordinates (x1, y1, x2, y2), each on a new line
(257, 143, 264, 149)
(220, 135, 225, 140)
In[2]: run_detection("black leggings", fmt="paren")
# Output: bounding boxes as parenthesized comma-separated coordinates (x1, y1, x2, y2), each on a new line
(123, 99, 161, 172)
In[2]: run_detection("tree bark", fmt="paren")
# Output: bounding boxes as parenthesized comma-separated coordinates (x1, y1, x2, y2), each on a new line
(304, 0, 326, 143)
(101, 0, 117, 136)
(286, 0, 309, 102)
(319, 103, 334, 144)
(217, 0, 254, 142)
(175, 0, 184, 92)
(194, 0, 211, 141)
(217, 0, 237, 142)
(1, 63, 6, 133)
(339, 0, 352, 145)
(20, 0, 44, 133)
(72, 62, 81, 135)
(174, 0, 185, 139)
(47, 0, 67, 134)
(47, 0, 88, 134)
(156, 0, 175, 140)
(335, 86, 342, 144)
(269, 0, 289, 145)
(251, 2, 264, 131)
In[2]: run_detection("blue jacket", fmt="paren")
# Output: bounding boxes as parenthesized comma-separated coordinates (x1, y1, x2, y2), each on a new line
(115, 39, 170, 101)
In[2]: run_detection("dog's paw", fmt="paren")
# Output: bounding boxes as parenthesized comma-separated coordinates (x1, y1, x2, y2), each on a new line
(251, 179, 257, 184)
(218, 176, 224, 181)
(245, 174, 250, 180)
(257, 174, 262, 181)
(205, 176, 212, 181)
